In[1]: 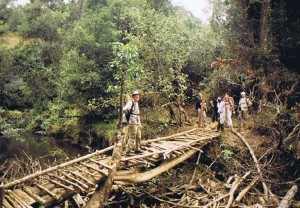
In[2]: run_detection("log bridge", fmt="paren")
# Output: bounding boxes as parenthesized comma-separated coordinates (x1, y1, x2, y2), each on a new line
(0, 128, 220, 208)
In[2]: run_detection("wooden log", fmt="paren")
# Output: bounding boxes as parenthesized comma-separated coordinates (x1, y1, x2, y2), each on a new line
(4, 194, 22, 208)
(13, 190, 35, 206)
(277, 185, 298, 208)
(8, 191, 32, 208)
(83, 171, 113, 208)
(2, 197, 14, 208)
(114, 149, 198, 183)
(84, 139, 122, 208)
(73, 194, 85, 207)
(23, 186, 46, 205)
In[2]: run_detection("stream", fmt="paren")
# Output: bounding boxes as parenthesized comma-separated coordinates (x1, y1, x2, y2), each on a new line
(0, 133, 88, 167)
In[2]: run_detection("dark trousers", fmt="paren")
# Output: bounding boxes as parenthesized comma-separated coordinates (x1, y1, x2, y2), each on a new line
(212, 109, 219, 122)
(217, 120, 224, 131)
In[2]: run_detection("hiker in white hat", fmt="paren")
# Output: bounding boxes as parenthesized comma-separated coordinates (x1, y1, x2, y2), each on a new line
(122, 90, 143, 153)
(238, 91, 252, 131)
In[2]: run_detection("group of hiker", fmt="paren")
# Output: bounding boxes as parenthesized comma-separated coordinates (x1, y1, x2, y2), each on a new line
(199, 91, 252, 131)
(121, 90, 252, 154)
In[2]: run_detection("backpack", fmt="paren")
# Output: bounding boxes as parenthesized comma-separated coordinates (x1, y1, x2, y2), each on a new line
(124, 101, 135, 123)
(239, 97, 252, 111)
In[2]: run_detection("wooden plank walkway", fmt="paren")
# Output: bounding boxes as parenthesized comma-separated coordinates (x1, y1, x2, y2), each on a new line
(0, 128, 220, 208)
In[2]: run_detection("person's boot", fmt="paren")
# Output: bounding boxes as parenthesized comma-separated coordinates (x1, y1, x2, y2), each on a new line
(221, 124, 224, 131)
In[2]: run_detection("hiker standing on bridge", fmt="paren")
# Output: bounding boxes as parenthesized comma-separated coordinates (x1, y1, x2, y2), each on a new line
(218, 94, 234, 131)
(123, 91, 143, 153)
(196, 92, 207, 126)
(224, 93, 234, 130)
(217, 96, 226, 131)
(238, 91, 252, 131)
(210, 96, 222, 123)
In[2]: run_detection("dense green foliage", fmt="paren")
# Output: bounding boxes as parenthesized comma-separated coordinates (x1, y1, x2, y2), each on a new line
(0, 0, 299, 151)
(0, 0, 222, 141)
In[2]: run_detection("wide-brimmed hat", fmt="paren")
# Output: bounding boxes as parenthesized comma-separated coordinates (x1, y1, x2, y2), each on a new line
(132, 90, 140, 96)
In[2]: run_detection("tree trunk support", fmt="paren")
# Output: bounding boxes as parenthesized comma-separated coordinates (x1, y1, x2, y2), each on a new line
(278, 185, 298, 208)
(114, 149, 198, 183)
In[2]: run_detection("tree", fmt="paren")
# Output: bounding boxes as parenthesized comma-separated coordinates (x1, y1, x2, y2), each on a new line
(110, 41, 141, 139)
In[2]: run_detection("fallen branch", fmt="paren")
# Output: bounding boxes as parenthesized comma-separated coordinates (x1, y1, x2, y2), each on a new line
(235, 174, 261, 203)
(142, 190, 200, 208)
(225, 171, 252, 208)
(203, 194, 229, 208)
(232, 129, 276, 202)
(283, 123, 300, 144)
(189, 151, 202, 185)
(277, 185, 298, 208)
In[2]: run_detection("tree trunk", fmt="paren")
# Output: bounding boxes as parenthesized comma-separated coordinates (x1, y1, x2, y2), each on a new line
(259, 1, 270, 48)
(84, 173, 113, 208)
(114, 149, 198, 183)
(277, 185, 298, 208)
(178, 101, 182, 127)
(115, 71, 125, 144)
(0, 186, 4, 208)
(85, 70, 126, 208)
